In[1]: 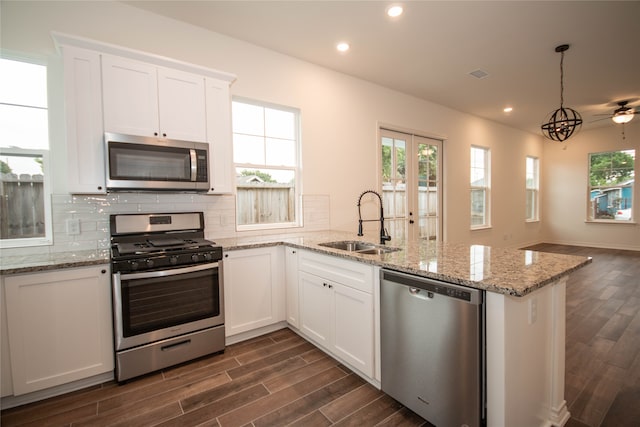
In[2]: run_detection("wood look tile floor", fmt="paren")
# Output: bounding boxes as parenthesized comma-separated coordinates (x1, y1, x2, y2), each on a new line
(527, 244, 640, 427)
(2, 244, 638, 427)
(0, 327, 431, 427)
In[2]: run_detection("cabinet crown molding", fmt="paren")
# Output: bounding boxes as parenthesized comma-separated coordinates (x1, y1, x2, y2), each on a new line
(51, 31, 236, 84)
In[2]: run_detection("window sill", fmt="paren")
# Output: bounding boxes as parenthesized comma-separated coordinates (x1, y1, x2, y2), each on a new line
(584, 220, 637, 225)
(470, 225, 492, 231)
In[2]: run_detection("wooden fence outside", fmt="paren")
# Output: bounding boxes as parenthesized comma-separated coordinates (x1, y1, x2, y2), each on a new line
(236, 182, 295, 225)
(0, 173, 46, 239)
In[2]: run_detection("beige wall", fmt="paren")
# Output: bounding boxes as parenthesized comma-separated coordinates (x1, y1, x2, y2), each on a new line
(3, 1, 636, 250)
(543, 122, 640, 250)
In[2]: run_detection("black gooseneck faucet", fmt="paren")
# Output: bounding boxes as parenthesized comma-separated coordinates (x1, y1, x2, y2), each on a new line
(357, 190, 391, 245)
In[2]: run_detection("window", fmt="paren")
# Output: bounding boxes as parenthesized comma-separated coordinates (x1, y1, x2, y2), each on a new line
(588, 150, 634, 221)
(526, 156, 540, 221)
(232, 98, 301, 229)
(470, 146, 490, 228)
(0, 57, 52, 246)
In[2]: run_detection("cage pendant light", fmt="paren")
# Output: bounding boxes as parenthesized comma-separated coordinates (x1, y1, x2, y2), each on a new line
(541, 44, 583, 142)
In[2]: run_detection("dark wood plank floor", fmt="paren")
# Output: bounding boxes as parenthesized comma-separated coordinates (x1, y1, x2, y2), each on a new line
(0, 328, 430, 427)
(2, 244, 638, 427)
(527, 244, 640, 427)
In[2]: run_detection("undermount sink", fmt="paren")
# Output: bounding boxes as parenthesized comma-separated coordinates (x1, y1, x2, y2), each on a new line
(319, 240, 400, 255)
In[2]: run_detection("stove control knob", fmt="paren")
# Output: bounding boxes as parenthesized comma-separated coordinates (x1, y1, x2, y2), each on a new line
(130, 261, 139, 270)
(203, 253, 212, 261)
(170, 256, 179, 265)
(191, 254, 200, 262)
(146, 259, 154, 268)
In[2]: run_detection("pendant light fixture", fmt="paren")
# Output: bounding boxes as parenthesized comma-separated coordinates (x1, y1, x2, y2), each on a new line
(541, 44, 583, 142)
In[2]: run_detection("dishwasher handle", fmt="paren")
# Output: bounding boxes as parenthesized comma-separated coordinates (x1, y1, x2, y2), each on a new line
(409, 287, 434, 300)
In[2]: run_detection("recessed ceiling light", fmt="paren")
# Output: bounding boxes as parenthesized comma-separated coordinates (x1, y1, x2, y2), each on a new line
(386, 5, 403, 17)
(503, 107, 513, 113)
(336, 42, 350, 52)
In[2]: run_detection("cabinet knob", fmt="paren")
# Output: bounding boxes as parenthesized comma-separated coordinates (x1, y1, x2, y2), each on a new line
(162, 133, 167, 137)
(225, 254, 229, 258)
(154, 132, 158, 136)
(101, 269, 107, 274)
(97, 186, 103, 190)
(328, 284, 333, 289)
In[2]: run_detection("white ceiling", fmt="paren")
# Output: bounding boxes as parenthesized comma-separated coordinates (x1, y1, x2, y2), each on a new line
(125, 1, 640, 136)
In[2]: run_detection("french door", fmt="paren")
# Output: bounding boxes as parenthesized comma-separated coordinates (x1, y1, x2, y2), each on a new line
(380, 128, 442, 242)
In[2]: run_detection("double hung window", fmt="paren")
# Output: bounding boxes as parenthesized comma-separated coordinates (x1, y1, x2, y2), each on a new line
(526, 156, 540, 221)
(0, 57, 52, 246)
(232, 99, 301, 229)
(470, 146, 490, 229)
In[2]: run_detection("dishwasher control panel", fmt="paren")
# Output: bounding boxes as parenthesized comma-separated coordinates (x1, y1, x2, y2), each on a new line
(381, 269, 482, 304)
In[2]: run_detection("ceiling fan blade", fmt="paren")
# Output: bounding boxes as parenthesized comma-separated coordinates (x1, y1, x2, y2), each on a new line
(589, 117, 613, 123)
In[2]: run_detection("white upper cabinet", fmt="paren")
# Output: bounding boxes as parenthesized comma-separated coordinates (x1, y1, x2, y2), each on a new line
(205, 77, 234, 194)
(101, 55, 207, 142)
(62, 46, 106, 194)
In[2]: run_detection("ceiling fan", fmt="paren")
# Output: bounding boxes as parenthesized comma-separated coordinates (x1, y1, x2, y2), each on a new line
(594, 100, 640, 124)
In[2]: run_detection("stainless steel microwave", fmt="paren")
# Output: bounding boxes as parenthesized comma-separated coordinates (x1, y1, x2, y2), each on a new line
(105, 133, 210, 192)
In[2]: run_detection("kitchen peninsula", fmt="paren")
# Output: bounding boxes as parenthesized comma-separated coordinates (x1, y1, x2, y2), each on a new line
(1, 231, 590, 426)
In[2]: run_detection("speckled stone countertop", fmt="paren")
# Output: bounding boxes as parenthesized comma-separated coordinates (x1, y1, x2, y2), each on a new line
(0, 250, 110, 275)
(216, 231, 592, 297)
(1, 231, 591, 297)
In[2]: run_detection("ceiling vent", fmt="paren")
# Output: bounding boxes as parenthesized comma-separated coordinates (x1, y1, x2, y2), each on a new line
(469, 69, 489, 79)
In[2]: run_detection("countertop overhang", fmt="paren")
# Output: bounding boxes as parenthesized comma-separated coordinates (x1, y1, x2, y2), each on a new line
(0, 231, 592, 296)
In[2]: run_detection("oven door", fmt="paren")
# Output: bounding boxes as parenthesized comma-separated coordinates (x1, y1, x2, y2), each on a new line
(112, 262, 223, 351)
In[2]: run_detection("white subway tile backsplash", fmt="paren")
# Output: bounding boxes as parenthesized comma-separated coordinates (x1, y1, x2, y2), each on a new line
(1, 192, 331, 261)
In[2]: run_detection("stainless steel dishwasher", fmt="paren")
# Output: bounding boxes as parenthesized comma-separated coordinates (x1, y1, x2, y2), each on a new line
(380, 269, 485, 427)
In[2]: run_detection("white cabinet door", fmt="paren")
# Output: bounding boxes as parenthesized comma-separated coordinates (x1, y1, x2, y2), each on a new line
(4, 266, 114, 396)
(333, 282, 373, 377)
(297, 250, 375, 378)
(299, 271, 332, 347)
(102, 55, 208, 142)
(102, 55, 160, 137)
(205, 77, 234, 194)
(222, 247, 285, 337)
(62, 46, 106, 194)
(157, 68, 206, 142)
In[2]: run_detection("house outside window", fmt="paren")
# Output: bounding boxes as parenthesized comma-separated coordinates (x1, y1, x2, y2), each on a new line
(588, 149, 634, 221)
(470, 146, 490, 229)
(526, 156, 540, 221)
(232, 98, 301, 229)
(0, 57, 52, 247)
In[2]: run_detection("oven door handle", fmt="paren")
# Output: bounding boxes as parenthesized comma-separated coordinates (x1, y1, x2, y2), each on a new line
(117, 262, 218, 280)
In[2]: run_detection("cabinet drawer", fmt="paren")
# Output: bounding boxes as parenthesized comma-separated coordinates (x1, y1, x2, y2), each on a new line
(298, 250, 373, 294)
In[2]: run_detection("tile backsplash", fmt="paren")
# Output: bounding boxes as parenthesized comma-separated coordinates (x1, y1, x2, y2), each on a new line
(1, 193, 330, 260)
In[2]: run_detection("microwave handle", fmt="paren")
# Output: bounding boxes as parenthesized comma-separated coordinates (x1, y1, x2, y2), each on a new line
(190, 149, 197, 182)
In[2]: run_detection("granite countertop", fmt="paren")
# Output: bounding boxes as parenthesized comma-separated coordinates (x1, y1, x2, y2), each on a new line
(0, 231, 591, 297)
(216, 231, 592, 297)
(0, 250, 110, 275)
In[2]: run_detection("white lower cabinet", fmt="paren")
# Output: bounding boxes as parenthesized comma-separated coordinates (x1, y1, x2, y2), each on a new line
(222, 247, 285, 337)
(298, 250, 374, 378)
(3, 265, 114, 396)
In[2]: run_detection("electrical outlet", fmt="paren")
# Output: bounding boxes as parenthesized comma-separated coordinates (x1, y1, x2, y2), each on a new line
(528, 297, 538, 325)
(66, 218, 81, 235)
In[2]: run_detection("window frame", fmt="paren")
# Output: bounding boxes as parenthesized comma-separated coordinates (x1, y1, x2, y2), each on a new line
(231, 97, 302, 231)
(526, 156, 540, 222)
(0, 54, 53, 248)
(587, 149, 635, 223)
(470, 145, 491, 230)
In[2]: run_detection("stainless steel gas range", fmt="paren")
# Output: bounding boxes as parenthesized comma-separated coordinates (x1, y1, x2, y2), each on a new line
(109, 212, 224, 381)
